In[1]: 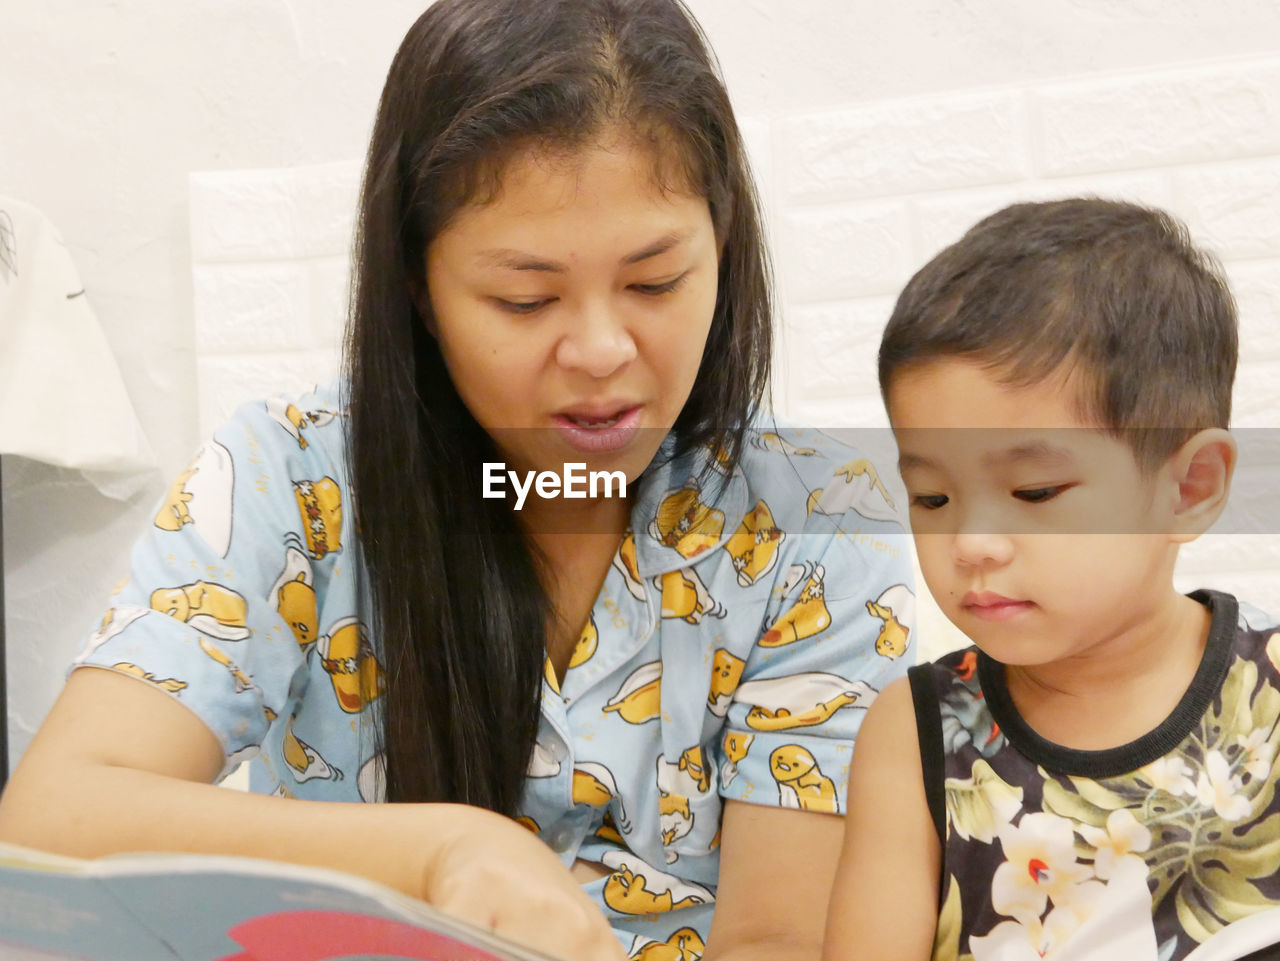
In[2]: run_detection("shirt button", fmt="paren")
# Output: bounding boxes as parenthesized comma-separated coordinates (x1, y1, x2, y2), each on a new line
(549, 823, 577, 853)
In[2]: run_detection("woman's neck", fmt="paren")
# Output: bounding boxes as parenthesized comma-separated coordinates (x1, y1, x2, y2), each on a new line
(518, 491, 633, 542)
(523, 495, 633, 684)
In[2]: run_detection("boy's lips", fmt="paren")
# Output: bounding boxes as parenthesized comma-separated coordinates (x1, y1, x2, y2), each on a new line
(961, 591, 1035, 622)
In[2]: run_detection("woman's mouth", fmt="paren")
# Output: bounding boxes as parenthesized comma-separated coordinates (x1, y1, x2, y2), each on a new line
(553, 405, 642, 453)
(564, 410, 627, 428)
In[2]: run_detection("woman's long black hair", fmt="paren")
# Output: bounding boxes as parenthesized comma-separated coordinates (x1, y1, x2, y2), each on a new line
(345, 0, 772, 813)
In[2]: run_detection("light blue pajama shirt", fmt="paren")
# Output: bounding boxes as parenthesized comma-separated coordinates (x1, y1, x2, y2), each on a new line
(74, 383, 914, 957)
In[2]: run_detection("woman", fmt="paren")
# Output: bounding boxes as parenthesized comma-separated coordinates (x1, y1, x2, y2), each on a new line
(0, 2, 912, 958)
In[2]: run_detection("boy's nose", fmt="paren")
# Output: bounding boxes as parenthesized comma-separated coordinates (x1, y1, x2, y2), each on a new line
(555, 304, 638, 378)
(951, 529, 1014, 569)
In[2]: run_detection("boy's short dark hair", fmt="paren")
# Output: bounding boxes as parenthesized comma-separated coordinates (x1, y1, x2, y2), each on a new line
(878, 198, 1238, 469)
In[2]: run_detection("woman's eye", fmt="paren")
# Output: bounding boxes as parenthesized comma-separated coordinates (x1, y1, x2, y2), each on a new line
(1012, 485, 1066, 503)
(493, 298, 554, 315)
(910, 493, 949, 510)
(630, 274, 687, 296)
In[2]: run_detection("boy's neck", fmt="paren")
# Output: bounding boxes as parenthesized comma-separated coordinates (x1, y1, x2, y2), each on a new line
(1001, 589, 1212, 752)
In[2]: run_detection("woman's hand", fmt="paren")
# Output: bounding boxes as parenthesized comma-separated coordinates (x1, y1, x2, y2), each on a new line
(420, 805, 627, 961)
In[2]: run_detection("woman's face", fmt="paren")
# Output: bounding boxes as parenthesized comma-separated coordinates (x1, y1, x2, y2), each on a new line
(424, 134, 720, 492)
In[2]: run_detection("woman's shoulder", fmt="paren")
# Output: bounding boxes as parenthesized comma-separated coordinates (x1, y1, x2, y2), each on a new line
(221, 381, 346, 451)
(204, 382, 349, 480)
(151, 382, 349, 561)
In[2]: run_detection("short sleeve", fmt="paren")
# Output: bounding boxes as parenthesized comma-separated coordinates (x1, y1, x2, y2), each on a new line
(71, 388, 351, 779)
(714, 433, 915, 815)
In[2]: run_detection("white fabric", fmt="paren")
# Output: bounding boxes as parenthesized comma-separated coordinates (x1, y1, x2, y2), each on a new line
(1183, 908, 1280, 961)
(0, 197, 154, 486)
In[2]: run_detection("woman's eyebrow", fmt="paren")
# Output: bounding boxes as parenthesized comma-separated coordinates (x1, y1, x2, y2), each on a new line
(621, 230, 690, 264)
(477, 249, 564, 272)
(476, 230, 693, 273)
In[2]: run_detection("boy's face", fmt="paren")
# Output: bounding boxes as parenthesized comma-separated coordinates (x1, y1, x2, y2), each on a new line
(886, 358, 1183, 666)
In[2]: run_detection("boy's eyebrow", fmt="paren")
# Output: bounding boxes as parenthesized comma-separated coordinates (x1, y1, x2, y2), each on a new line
(896, 439, 1078, 473)
(477, 230, 692, 272)
(896, 450, 935, 473)
(984, 440, 1078, 468)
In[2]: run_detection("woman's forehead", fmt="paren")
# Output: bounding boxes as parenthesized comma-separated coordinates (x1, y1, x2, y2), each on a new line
(429, 136, 713, 260)
(463, 124, 704, 208)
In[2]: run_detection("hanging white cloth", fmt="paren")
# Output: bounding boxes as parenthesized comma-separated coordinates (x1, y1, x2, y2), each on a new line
(0, 197, 155, 493)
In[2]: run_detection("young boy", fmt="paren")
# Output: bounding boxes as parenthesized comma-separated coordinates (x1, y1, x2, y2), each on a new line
(824, 199, 1280, 961)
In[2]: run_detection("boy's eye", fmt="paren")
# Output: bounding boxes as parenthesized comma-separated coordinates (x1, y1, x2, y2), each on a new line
(1012, 485, 1067, 503)
(493, 297, 554, 315)
(630, 274, 688, 296)
(910, 493, 949, 510)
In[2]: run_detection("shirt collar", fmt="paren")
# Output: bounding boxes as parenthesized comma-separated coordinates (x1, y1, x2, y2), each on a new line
(629, 433, 749, 577)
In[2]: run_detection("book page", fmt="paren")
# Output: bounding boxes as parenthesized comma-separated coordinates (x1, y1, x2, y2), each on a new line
(0, 844, 560, 961)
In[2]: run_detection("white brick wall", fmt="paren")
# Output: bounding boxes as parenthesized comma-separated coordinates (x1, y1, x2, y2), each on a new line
(188, 162, 360, 436)
(5, 1, 1280, 763)
(1034, 62, 1280, 177)
(780, 90, 1034, 203)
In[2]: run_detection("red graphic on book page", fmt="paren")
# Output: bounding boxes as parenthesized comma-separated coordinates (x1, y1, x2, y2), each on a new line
(216, 909, 510, 961)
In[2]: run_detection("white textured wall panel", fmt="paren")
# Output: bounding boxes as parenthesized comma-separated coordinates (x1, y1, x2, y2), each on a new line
(1035, 60, 1280, 177)
(778, 90, 1033, 203)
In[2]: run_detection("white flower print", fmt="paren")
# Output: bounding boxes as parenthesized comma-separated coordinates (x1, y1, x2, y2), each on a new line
(1135, 756, 1195, 798)
(969, 912, 1062, 961)
(1196, 749, 1251, 822)
(1236, 728, 1274, 782)
(1077, 808, 1152, 881)
(991, 813, 1094, 923)
(968, 904, 1099, 961)
(971, 856, 1157, 961)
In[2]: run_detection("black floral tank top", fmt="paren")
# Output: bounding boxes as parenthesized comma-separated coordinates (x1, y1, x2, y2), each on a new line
(909, 591, 1280, 961)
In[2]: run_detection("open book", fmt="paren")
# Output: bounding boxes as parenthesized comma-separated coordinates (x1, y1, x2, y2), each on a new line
(0, 841, 561, 961)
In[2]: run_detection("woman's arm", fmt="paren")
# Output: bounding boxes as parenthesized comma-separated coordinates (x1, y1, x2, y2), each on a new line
(0, 668, 625, 961)
(821, 677, 939, 961)
(703, 801, 843, 961)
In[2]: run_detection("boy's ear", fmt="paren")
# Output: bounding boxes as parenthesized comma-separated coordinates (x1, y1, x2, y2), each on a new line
(1166, 428, 1236, 543)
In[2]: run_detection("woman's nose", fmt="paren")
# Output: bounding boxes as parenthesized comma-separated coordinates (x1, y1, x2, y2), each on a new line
(555, 303, 638, 378)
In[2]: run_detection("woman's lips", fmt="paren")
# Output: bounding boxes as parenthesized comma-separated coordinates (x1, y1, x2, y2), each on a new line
(961, 591, 1035, 622)
(552, 405, 642, 453)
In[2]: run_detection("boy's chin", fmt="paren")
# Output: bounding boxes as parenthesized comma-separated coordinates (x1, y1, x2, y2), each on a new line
(948, 611, 1046, 664)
